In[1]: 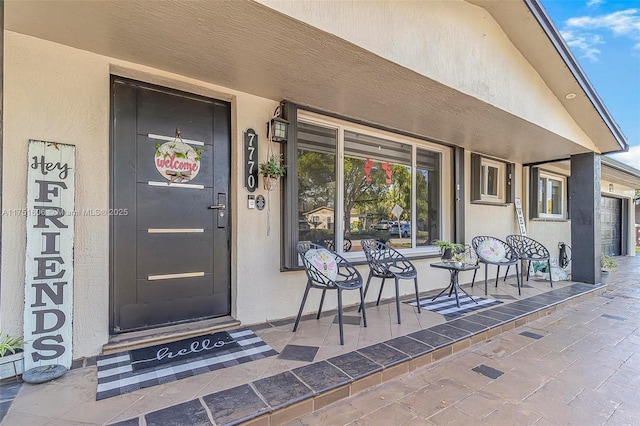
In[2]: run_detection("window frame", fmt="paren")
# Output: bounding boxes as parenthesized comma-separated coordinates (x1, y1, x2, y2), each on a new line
(480, 158, 504, 201)
(284, 109, 453, 267)
(538, 172, 566, 219)
(529, 167, 568, 220)
(470, 153, 514, 205)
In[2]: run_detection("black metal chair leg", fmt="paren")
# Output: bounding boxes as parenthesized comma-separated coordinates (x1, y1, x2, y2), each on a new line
(413, 277, 421, 313)
(525, 260, 530, 282)
(495, 266, 500, 287)
(360, 287, 367, 327)
(376, 278, 386, 306)
(548, 259, 553, 287)
(503, 265, 510, 281)
(516, 263, 521, 295)
(293, 283, 311, 332)
(394, 278, 401, 324)
(358, 272, 373, 313)
(484, 265, 488, 295)
(317, 289, 327, 319)
(471, 269, 477, 287)
(337, 289, 344, 345)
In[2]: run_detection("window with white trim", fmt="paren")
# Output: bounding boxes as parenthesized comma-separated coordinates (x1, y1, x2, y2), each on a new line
(538, 173, 565, 218)
(470, 153, 514, 204)
(287, 110, 450, 267)
(529, 168, 567, 220)
(480, 158, 505, 201)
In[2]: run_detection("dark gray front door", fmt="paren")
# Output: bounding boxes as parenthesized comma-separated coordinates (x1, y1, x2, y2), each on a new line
(111, 78, 231, 333)
(601, 195, 622, 256)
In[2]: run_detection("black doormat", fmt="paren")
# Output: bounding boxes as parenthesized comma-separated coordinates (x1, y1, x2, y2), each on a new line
(129, 331, 239, 372)
(96, 328, 277, 400)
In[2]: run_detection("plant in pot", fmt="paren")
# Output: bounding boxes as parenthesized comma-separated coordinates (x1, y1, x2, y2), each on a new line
(600, 254, 618, 284)
(0, 333, 25, 380)
(259, 154, 286, 191)
(451, 251, 466, 267)
(433, 240, 465, 261)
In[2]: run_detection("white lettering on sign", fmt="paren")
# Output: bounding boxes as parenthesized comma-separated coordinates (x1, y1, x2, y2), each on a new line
(155, 338, 232, 361)
(24, 140, 75, 370)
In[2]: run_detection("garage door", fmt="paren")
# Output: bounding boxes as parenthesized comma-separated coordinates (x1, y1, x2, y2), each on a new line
(601, 196, 622, 256)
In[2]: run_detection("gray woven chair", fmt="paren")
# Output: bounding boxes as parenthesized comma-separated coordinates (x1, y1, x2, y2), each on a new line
(321, 238, 352, 252)
(359, 239, 421, 324)
(471, 236, 522, 295)
(506, 235, 553, 287)
(295, 242, 366, 345)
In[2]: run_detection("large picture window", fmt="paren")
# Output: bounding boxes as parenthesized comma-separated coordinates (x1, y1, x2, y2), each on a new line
(289, 110, 447, 267)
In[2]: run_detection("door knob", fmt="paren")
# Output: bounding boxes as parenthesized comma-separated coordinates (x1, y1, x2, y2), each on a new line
(208, 204, 226, 209)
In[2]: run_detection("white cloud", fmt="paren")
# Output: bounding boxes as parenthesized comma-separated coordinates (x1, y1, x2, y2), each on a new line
(560, 30, 602, 61)
(561, 9, 640, 60)
(587, 0, 604, 7)
(566, 9, 640, 37)
(609, 145, 640, 170)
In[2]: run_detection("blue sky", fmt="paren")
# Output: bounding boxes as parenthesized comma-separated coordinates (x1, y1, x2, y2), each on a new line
(540, 0, 640, 168)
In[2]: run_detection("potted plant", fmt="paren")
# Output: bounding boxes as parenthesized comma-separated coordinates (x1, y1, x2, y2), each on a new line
(259, 154, 286, 191)
(0, 333, 24, 380)
(600, 254, 618, 284)
(451, 251, 466, 267)
(433, 240, 465, 261)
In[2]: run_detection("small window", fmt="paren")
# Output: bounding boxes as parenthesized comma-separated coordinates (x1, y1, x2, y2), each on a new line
(471, 154, 514, 204)
(530, 168, 567, 219)
(480, 160, 503, 200)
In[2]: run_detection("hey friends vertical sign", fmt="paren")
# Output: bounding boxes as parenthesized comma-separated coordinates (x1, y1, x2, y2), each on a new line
(24, 140, 75, 370)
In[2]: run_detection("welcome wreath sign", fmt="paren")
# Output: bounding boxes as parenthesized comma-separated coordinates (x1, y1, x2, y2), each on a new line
(23, 140, 75, 370)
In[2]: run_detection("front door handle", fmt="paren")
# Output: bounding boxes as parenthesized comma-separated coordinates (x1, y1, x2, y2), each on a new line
(213, 194, 227, 228)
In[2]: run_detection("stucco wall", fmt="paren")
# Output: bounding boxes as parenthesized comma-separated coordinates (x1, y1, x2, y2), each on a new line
(462, 152, 524, 283)
(259, 0, 596, 151)
(3, 33, 111, 356)
(1, 32, 308, 357)
(522, 164, 572, 266)
(464, 151, 520, 243)
(3, 23, 633, 359)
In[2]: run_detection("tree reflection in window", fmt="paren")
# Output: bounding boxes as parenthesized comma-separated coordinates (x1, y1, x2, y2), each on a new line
(297, 123, 337, 248)
(296, 122, 441, 255)
(344, 131, 411, 250)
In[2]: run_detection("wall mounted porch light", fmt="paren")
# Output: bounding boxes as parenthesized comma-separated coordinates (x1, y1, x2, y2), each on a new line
(266, 104, 289, 143)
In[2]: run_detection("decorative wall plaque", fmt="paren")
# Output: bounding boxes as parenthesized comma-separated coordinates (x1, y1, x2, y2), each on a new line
(24, 140, 75, 370)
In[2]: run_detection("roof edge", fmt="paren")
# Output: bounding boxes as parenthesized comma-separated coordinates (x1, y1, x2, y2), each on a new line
(524, 0, 628, 153)
(602, 156, 640, 179)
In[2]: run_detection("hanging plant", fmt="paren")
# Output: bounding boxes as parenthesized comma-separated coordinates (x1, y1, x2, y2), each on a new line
(259, 154, 286, 179)
(259, 154, 286, 191)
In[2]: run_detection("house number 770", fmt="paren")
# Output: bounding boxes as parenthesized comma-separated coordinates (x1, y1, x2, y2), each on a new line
(244, 128, 258, 193)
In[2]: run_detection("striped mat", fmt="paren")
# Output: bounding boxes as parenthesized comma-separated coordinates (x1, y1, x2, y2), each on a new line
(95, 328, 277, 400)
(407, 295, 502, 319)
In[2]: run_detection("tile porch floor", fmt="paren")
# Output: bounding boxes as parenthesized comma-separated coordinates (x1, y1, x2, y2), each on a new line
(0, 265, 607, 425)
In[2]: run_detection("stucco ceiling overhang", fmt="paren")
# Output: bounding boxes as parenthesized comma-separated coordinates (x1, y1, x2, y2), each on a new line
(5, 0, 626, 164)
(468, 0, 628, 155)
